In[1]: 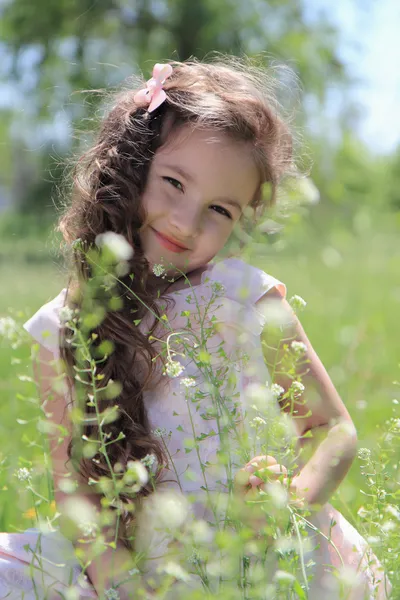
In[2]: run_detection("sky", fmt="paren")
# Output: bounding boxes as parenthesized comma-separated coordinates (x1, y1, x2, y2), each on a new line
(307, 0, 400, 154)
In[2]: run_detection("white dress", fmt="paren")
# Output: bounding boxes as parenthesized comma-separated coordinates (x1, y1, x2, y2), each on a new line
(0, 258, 390, 599)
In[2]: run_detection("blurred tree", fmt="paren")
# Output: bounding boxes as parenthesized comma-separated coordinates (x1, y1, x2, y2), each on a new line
(0, 0, 354, 213)
(386, 146, 400, 211)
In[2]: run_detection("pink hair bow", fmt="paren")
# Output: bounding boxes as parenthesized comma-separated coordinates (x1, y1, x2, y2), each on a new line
(134, 63, 173, 113)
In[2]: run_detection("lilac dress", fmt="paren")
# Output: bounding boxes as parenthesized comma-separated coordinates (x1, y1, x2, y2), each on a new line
(0, 258, 390, 599)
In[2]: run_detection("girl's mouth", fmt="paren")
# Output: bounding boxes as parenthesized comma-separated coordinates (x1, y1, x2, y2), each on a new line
(152, 229, 189, 253)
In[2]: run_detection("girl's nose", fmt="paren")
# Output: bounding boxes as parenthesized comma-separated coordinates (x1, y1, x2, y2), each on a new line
(169, 203, 202, 239)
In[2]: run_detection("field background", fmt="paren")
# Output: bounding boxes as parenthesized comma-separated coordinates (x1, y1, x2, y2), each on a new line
(1, 2, 400, 593)
(0, 208, 399, 535)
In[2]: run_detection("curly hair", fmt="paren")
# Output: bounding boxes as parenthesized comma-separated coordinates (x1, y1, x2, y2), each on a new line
(56, 56, 295, 549)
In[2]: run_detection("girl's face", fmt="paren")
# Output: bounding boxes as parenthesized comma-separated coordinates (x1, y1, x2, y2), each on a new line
(140, 126, 260, 277)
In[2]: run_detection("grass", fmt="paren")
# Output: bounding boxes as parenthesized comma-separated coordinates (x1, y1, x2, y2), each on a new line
(0, 208, 398, 596)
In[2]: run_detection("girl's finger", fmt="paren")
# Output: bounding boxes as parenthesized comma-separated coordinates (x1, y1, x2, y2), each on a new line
(244, 455, 277, 473)
(234, 456, 279, 494)
(248, 463, 288, 487)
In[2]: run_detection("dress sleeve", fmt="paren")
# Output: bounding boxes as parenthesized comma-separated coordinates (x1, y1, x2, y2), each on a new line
(22, 289, 67, 358)
(209, 258, 286, 305)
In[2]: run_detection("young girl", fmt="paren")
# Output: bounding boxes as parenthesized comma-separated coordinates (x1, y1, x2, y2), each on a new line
(0, 59, 391, 599)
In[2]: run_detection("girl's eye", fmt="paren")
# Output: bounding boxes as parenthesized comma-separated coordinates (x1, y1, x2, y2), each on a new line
(210, 205, 232, 219)
(163, 176, 183, 192)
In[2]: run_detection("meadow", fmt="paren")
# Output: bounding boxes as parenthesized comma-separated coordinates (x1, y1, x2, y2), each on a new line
(0, 206, 399, 596)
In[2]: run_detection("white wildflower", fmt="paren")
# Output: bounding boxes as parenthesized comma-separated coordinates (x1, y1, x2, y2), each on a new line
(264, 481, 288, 508)
(165, 358, 184, 378)
(289, 295, 307, 312)
(147, 491, 189, 530)
(14, 467, 32, 482)
(273, 570, 296, 584)
(291, 381, 305, 396)
(336, 565, 362, 590)
(124, 460, 149, 492)
(141, 454, 156, 469)
(95, 231, 133, 261)
(385, 505, 400, 521)
(190, 520, 214, 544)
(357, 506, 368, 519)
(59, 306, 74, 324)
(249, 416, 267, 428)
(153, 427, 168, 438)
(271, 383, 285, 399)
(188, 548, 201, 565)
(296, 177, 320, 205)
(162, 561, 192, 582)
(180, 377, 196, 388)
(104, 588, 120, 600)
(128, 568, 140, 576)
(291, 341, 307, 355)
(78, 521, 99, 538)
(0, 316, 18, 339)
(152, 263, 165, 277)
(377, 489, 386, 501)
(357, 448, 371, 461)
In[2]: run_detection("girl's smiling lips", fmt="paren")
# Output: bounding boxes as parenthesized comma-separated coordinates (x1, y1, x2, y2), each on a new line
(152, 228, 190, 253)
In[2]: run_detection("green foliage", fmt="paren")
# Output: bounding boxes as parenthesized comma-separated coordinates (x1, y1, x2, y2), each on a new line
(0, 0, 354, 214)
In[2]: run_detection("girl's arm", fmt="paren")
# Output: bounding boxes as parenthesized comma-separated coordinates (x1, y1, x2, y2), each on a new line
(33, 344, 137, 599)
(258, 289, 358, 509)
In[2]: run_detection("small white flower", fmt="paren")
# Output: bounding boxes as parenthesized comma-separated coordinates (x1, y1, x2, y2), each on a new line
(271, 383, 285, 399)
(124, 460, 149, 492)
(95, 231, 133, 261)
(14, 467, 32, 482)
(289, 295, 307, 312)
(0, 316, 18, 339)
(141, 453, 156, 469)
(336, 565, 362, 590)
(357, 506, 368, 519)
(78, 521, 99, 538)
(376, 488, 386, 501)
(152, 263, 165, 277)
(128, 567, 140, 576)
(190, 520, 214, 544)
(188, 548, 201, 565)
(165, 358, 184, 378)
(104, 588, 120, 600)
(291, 381, 305, 396)
(385, 505, 400, 521)
(153, 427, 168, 438)
(264, 481, 288, 508)
(249, 416, 267, 428)
(150, 491, 189, 530)
(357, 448, 371, 461)
(162, 561, 192, 582)
(273, 570, 296, 584)
(291, 341, 307, 355)
(180, 377, 196, 388)
(59, 306, 74, 324)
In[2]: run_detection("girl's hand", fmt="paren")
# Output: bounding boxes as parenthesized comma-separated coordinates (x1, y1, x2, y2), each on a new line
(234, 455, 305, 509)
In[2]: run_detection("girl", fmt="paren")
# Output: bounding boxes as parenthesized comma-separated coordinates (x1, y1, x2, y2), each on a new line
(0, 59, 390, 599)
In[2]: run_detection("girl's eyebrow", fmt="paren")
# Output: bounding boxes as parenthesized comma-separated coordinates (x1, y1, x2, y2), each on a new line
(159, 163, 195, 182)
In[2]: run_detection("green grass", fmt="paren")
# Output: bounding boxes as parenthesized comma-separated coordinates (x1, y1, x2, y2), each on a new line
(0, 209, 399, 539)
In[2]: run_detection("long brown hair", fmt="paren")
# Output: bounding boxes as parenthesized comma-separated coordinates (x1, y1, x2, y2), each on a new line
(56, 56, 295, 548)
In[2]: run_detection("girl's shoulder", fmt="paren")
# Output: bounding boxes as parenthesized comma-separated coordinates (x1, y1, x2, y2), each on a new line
(199, 257, 286, 305)
(22, 288, 68, 357)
